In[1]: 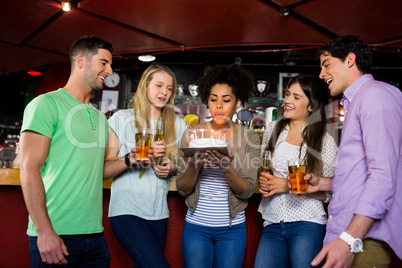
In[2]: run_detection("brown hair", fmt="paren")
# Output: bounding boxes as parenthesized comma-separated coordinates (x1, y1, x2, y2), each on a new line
(264, 75, 329, 175)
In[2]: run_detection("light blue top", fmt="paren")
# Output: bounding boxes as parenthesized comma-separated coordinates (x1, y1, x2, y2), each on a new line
(108, 109, 187, 220)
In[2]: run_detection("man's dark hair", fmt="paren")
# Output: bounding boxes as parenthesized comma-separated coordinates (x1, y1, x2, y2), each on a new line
(69, 35, 113, 64)
(317, 35, 372, 74)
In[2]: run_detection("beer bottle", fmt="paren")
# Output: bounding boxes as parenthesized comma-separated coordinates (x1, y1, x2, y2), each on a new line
(153, 117, 164, 164)
(154, 117, 164, 142)
(262, 151, 273, 174)
(258, 150, 274, 192)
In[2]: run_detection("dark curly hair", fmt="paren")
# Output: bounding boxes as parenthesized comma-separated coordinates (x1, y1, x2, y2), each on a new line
(197, 64, 254, 105)
(317, 35, 372, 74)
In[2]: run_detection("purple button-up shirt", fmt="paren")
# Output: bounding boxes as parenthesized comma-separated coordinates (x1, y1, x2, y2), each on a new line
(325, 74, 402, 258)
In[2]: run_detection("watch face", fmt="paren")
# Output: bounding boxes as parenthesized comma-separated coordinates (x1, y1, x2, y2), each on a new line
(351, 239, 363, 253)
(104, 72, 120, 88)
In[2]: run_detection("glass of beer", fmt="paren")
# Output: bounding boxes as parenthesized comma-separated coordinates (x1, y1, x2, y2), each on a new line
(135, 128, 152, 161)
(288, 158, 307, 194)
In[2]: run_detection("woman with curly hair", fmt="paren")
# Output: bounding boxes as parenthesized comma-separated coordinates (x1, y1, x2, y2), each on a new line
(176, 64, 260, 268)
(103, 64, 187, 268)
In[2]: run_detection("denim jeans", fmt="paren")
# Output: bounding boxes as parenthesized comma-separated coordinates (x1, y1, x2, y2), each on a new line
(109, 215, 170, 268)
(182, 221, 247, 268)
(254, 221, 326, 268)
(29, 233, 111, 268)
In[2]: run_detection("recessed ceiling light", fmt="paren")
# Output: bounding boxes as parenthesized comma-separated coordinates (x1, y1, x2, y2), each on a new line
(138, 55, 156, 62)
(61, 2, 71, 12)
(280, 7, 290, 16)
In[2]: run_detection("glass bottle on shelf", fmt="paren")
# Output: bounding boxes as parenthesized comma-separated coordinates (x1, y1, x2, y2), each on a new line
(12, 142, 20, 169)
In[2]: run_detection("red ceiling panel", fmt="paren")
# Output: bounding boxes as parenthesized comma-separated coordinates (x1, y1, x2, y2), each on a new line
(0, 0, 400, 75)
(270, 0, 306, 7)
(378, 38, 402, 48)
(0, 0, 60, 44)
(294, 0, 402, 44)
(79, 0, 331, 47)
(25, 9, 177, 56)
(0, 42, 67, 73)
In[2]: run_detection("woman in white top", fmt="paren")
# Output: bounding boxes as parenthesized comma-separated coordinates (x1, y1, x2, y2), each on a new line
(103, 64, 187, 268)
(254, 75, 338, 268)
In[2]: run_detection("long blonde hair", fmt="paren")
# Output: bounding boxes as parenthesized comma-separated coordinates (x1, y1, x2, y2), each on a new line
(132, 64, 178, 161)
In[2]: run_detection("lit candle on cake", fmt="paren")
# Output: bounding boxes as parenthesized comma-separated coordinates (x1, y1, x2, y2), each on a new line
(188, 129, 228, 148)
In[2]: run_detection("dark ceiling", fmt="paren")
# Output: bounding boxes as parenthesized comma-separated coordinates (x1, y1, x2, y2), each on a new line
(1, 0, 402, 77)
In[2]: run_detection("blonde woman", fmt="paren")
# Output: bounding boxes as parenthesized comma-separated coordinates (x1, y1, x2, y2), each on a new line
(104, 64, 187, 268)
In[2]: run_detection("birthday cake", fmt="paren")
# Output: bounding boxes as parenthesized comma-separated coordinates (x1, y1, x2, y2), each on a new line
(189, 138, 227, 148)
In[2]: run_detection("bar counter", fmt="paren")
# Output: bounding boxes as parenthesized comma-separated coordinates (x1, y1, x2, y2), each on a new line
(0, 168, 114, 189)
(0, 168, 195, 192)
(0, 168, 263, 267)
(2, 169, 401, 267)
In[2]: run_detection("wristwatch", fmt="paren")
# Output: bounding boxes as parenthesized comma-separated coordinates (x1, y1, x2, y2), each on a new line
(125, 153, 132, 168)
(339, 231, 364, 253)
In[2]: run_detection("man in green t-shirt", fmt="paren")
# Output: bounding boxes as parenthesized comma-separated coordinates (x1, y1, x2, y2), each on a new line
(20, 36, 113, 267)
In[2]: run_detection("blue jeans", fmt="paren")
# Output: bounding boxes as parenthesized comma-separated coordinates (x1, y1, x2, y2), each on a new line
(254, 221, 326, 268)
(109, 215, 170, 268)
(182, 221, 247, 268)
(29, 233, 111, 268)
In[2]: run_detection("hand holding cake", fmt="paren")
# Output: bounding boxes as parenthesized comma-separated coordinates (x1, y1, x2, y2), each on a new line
(203, 149, 233, 170)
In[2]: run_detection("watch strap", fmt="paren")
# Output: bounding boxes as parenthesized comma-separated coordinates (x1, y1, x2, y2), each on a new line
(125, 153, 132, 168)
(340, 231, 353, 244)
(339, 231, 363, 253)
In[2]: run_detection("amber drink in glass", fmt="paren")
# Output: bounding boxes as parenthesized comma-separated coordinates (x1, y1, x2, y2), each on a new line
(135, 128, 152, 161)
(288, 159, 307, 194)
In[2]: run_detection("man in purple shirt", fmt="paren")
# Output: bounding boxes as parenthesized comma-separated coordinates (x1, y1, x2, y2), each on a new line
(305, 35, 402, 267)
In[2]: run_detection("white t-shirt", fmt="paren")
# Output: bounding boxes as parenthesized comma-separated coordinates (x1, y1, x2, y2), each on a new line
(108, 109, 187, 220)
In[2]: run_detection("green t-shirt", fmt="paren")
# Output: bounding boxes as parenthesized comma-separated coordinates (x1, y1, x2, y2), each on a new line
(21, 88, 109, 236)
